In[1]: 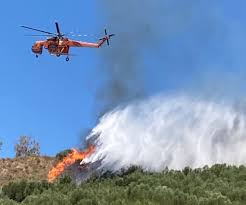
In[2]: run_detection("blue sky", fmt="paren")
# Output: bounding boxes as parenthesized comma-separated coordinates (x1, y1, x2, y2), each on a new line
(0, 1, 104, 157)
(1, 1, 246, 157)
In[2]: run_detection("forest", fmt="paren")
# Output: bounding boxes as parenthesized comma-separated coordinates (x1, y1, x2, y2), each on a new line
(0, 164, 246, 205)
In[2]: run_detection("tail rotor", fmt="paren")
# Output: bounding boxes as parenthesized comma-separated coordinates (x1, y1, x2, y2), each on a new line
(102, 28, 115, 46)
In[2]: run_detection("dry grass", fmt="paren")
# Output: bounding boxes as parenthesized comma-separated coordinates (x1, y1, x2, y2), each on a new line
(0, 156, 56, 186)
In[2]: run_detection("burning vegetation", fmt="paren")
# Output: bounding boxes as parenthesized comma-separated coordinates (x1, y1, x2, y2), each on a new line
(47, 145, 95, 182)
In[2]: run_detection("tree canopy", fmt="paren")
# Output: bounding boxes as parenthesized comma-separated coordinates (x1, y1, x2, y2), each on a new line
(1, 164, 246, 205)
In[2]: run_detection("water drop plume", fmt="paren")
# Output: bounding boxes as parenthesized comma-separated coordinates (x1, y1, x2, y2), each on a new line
(84, 94, 246, 171)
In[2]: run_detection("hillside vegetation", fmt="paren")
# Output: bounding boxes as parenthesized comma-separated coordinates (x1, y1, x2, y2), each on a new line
(0, 164, 246, 205)
(0, 157, 55, 186)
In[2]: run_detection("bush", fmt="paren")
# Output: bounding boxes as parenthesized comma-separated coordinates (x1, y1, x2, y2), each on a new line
(58, 175, 72, 184)
(0, 198, 18, 205)
(2, 180, 50, 202)
(1, 165, 246, 205)
(23, 192, 72, 205)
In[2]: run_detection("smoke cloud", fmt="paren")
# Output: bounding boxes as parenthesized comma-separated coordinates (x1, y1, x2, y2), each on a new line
(83, 94, 246, 171)
(94, 0, 246, 113)
(95, 0, 218, 113)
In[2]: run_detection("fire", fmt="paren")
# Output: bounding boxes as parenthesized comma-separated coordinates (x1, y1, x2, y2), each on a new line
(48, 145, 95, 182)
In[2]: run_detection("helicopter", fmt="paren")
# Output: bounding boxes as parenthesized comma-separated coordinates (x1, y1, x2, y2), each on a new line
(21, 22, 115, 61)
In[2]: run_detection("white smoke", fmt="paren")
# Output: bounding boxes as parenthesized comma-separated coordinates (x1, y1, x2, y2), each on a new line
(83, 94, 246, 171)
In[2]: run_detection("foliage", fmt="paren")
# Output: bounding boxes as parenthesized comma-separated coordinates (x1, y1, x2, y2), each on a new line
(14, 136, 40, 157)
(58, 175, 73, 184)
(22, 191, 72, 205)
(2, 180, 50, 202)
(1, 164, 246, 205)
(0, 198, 19, 205)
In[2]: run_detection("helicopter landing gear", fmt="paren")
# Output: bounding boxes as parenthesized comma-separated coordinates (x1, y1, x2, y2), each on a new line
(66, 57, 69, 61)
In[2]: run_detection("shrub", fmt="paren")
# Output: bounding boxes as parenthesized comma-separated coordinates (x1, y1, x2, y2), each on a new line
(0, 198, 18, 205)
(2, 180, 50, 202)
(23, 192, 72, 205)
(58, 175, 72, 184)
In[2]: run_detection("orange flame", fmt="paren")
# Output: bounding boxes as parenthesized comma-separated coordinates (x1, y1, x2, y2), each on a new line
(48, 145, 95, 182)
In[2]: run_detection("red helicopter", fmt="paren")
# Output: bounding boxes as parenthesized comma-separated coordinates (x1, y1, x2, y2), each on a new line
(21, 22, 115, 61)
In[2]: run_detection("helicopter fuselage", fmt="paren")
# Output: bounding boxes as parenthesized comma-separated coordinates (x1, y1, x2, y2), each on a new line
(32, 37, 70, 57)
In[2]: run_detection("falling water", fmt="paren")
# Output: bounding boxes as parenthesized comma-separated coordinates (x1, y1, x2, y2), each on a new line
(82, 94, 246, 171)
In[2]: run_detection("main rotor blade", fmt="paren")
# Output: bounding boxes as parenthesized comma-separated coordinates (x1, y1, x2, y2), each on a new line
(20, 25, 55, 35)
(55, 22, 61, 36)
(24, 34, 54, 37)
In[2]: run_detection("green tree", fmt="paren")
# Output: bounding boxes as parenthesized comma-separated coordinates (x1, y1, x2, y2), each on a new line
(2, 180, 50, 203)
(0, 198, 19, 205)
(2, 180, 28, 202)
(1, 164, 246, 205)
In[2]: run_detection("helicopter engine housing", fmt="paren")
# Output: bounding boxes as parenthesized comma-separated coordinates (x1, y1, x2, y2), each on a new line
(32, 43, 43, 54)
